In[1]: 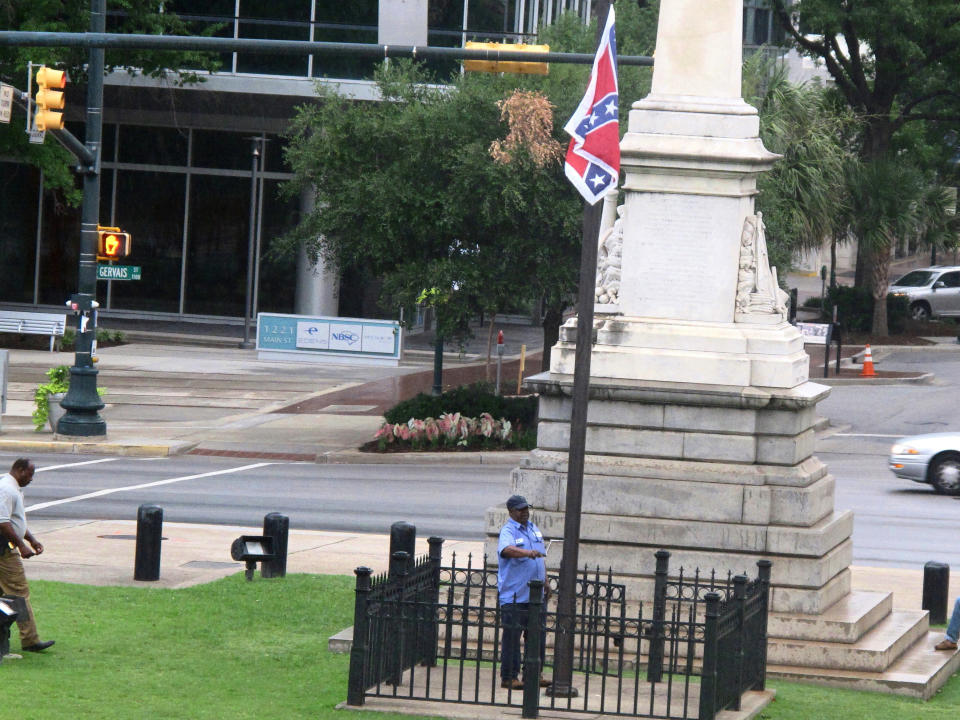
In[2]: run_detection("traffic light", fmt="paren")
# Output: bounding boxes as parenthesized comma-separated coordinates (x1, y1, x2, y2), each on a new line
(34, 66, 66, 132)
(463, 42, 550, 75)
(97, 227, 132, 260)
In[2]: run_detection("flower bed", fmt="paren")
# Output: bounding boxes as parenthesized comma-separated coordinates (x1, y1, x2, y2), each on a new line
(367, 412, 532, 452)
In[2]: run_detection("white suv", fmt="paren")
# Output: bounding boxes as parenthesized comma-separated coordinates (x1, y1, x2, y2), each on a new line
(889, 266, 960, 321)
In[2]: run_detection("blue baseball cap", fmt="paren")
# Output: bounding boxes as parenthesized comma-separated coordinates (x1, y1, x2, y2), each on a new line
(506, 495, 529, 510)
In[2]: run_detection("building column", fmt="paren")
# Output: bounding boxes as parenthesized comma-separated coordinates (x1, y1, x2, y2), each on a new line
(295, 187, 339, 317)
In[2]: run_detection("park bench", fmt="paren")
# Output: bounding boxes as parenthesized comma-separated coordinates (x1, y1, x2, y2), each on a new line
(0, 310, 67, 351)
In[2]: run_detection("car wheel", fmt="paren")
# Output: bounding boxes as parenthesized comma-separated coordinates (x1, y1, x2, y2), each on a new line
(929, 452, 960, 495)
(910, 302, 932, 322)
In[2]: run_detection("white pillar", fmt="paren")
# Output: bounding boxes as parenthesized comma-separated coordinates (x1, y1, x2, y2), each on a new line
(295, 187, 340, 317)
(649, 0, 743, 100)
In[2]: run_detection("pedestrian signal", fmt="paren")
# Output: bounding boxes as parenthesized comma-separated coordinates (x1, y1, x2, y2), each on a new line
(97, 228, 132, 260)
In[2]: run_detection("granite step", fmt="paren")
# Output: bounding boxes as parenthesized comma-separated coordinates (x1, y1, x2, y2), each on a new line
(768, 590, 892, 643)
(767, 609, 928, 672)
(768, 630, 960, 700)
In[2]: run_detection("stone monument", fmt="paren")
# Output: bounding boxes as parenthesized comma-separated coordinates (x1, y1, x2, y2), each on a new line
(486, 0, 957, 697)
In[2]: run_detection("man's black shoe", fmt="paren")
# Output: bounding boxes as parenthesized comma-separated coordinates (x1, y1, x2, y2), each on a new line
(22, 640, 54, 652)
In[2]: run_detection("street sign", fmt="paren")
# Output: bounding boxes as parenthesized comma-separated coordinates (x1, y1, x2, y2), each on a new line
(97, 264, 142, 281)
(0, 84, 12, 123)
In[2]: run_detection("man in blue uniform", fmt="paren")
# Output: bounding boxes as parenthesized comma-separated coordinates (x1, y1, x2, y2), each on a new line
(497, 494, 550, 690)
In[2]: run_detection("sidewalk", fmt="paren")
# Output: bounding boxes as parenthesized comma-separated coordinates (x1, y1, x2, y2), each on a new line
(23, 517, 926, 615)
(0, 321, 546, 462)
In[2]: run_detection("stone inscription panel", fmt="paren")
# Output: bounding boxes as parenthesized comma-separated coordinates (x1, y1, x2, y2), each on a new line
(619, 193, 742, 322)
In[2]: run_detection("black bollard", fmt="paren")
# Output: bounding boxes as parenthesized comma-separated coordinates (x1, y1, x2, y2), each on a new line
(388, 521, 416, 580)
(260, 513, 289, 578)
(134, 504, 163, 581)
(923, 561, 950, 625)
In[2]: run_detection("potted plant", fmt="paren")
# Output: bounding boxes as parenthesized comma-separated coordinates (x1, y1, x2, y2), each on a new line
(32, 365, 106, 432)
(33, 365, 70, 432)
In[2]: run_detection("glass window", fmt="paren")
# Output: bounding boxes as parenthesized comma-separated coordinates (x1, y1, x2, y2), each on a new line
(893, 271, 935, 287)
(192, 130, 260, 171)
(0, 163, 41, 303)
(104, 171, 185, 313)
(168, 0, 237, 70)
(185, 175, 251, 316)
(256, 179, 298, 314)
(938, 272, 960, 288)
(236, 0, 310, 76)
(118, 125, 189, 166)
(38, 194, 81, 307)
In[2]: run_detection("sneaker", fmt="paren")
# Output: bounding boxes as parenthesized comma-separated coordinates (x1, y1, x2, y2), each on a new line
(935, 639, 958, 651)
(500, 678, 523, 690)
(538, 676, 552, 688)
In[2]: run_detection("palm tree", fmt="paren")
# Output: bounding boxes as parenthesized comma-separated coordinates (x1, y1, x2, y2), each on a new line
(844, 157, 924, 335)
(745, 56, 856, 275)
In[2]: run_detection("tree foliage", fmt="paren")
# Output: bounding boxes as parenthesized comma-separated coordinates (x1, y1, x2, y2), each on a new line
(0, 0, 220, 202)
(745, 55, 858, 275)
(282, 1, 657, 349)
(771, 0, 960, 333)
(770, 0, 960, 158)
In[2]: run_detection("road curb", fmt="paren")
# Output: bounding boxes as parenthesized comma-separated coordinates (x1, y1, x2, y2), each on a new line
(317, 449, 527, 466)
(816, 372, 935, 386)
(0, 438, 197, 457)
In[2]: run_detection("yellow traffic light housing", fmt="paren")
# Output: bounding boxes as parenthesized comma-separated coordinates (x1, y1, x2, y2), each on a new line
(34, 66, 66, 131)
(463, 42, 549, 75)
(97, 226, 132, 260)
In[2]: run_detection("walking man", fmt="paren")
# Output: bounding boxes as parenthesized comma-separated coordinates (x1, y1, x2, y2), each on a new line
(497, 494, 550, 690)
(0, 458, 54, 652)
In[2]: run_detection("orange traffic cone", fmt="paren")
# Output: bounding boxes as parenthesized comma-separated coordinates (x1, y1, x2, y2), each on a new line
(860, 344, 877, 377)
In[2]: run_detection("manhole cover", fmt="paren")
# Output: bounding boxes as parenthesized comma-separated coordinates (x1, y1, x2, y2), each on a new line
(98, 534, 169, 540)
(182, 560, 240, 569)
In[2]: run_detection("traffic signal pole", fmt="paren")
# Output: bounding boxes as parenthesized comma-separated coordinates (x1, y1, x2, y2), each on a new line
(57, 0, 106, 437)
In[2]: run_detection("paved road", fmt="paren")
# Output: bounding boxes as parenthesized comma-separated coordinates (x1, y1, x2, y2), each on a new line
(5, 441, 955, 570)
(8, 348, 960, 568)
(10, 453, 508, 541)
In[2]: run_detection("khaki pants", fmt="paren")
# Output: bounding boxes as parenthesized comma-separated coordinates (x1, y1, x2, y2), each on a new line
(0, 550, 40, 648)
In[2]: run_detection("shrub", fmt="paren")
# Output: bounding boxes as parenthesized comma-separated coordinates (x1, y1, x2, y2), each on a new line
(384, 381, 537, 428)
(823, 286, 909, 334)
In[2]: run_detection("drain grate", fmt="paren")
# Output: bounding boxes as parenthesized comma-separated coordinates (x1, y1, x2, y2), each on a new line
(181, 560, 240, 569)
(98, 534, 168, 541)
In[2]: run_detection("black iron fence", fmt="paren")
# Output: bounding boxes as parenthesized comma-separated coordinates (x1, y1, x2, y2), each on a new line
(347, 542, 771, 720)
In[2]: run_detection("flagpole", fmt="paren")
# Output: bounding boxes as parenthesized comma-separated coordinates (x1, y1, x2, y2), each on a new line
(548, 0, 612, 698)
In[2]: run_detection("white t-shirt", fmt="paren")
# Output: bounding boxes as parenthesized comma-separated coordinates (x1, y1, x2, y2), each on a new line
(0, 472, 26, 541)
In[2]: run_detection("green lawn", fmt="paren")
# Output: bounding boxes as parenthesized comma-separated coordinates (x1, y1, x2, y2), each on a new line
(5, 575, 958, 719)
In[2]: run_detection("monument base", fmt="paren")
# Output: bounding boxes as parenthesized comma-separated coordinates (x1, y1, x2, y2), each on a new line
(484, 372, 957, 696)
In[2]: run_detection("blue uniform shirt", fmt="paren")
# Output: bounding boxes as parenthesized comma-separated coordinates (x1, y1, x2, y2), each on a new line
(497, 517, 546, 604)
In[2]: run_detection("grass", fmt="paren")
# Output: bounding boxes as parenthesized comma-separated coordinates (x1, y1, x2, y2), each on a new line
(6, 574, 959, 719)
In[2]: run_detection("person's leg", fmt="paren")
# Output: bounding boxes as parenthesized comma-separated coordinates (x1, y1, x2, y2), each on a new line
(0, 551, 40, 647)
(500, 603, 521, 682)
(946, 596, 960, 642)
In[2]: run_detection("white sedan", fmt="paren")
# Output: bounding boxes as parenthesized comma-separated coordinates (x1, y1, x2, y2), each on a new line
(889, 433, 960, 495)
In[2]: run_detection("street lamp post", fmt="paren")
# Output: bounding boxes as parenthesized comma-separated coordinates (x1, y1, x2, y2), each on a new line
(57, 0, 106, 438)
(240, 137, 262, 349)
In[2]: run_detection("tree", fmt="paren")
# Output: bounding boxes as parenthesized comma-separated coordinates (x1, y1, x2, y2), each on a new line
(282, 61, 582, 354)
(744, 55, 857, 276)
(770, 0, 960, 333)
(0, 0, 220, 202)
(282, 1, 659, 369)
(770, 0, 960, 159)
